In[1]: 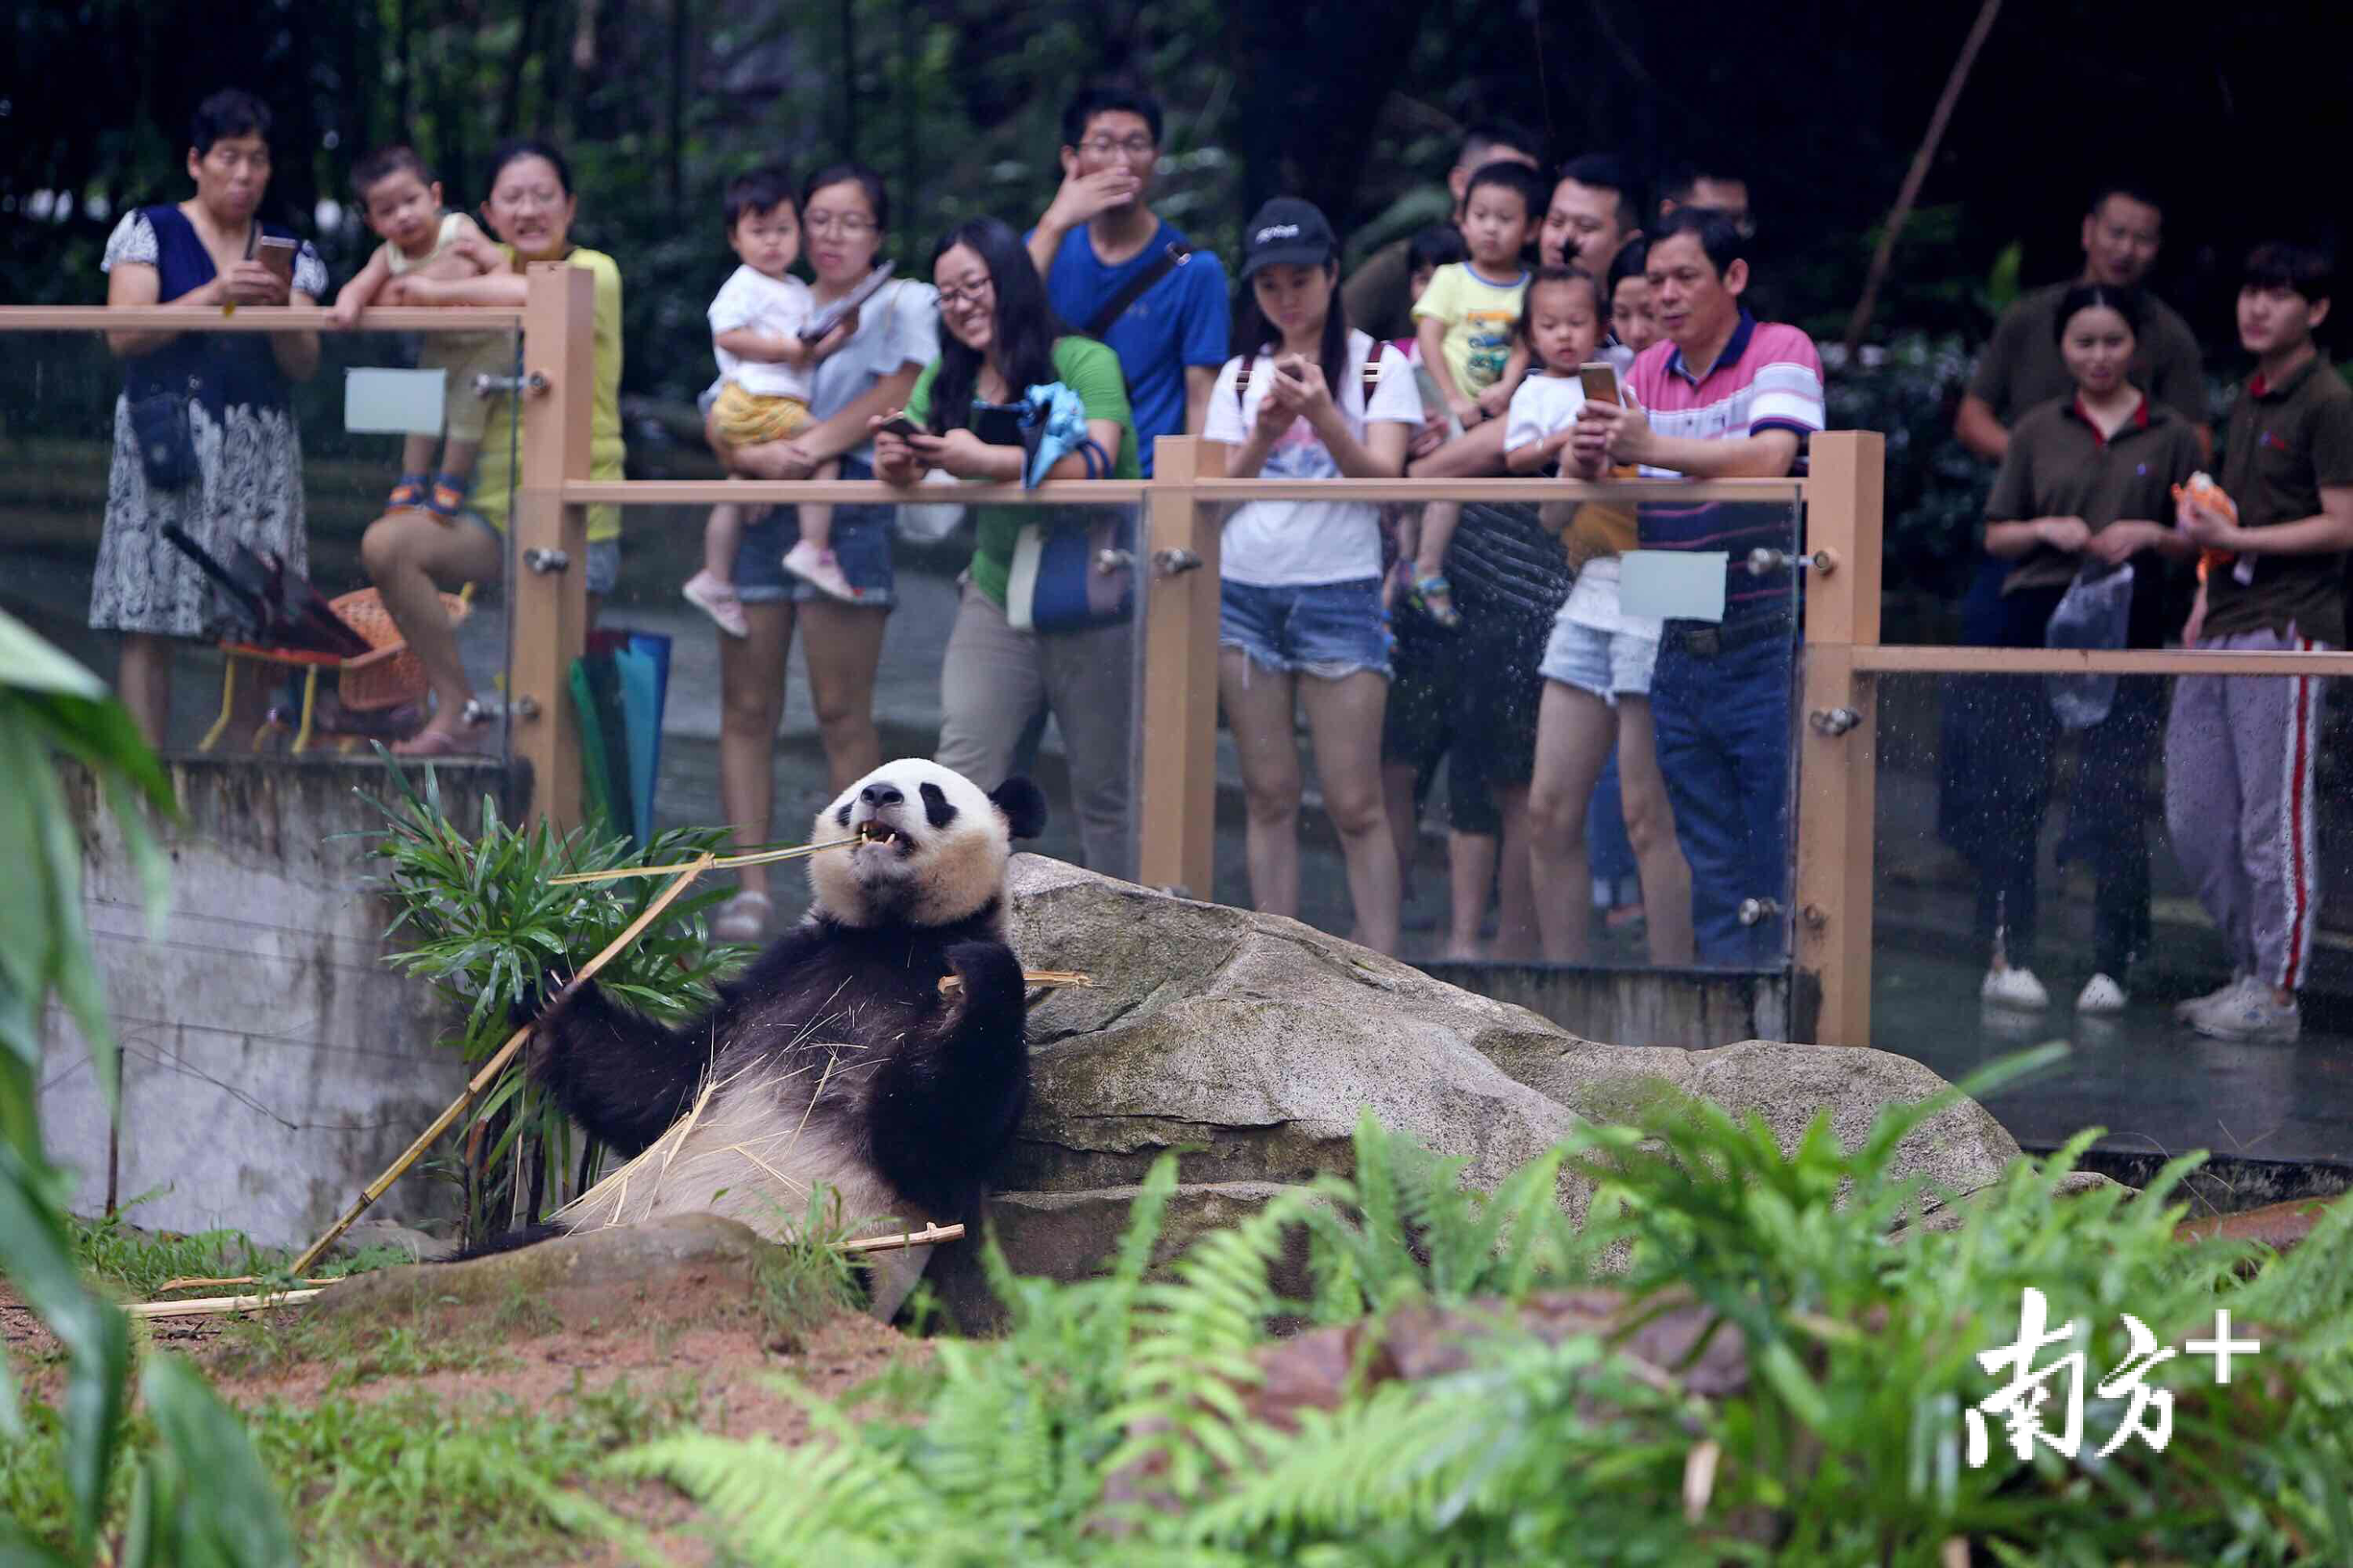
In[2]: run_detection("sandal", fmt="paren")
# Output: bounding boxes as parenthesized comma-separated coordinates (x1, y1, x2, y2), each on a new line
(712, 890, 772, 943)
(426, 471, 473, 520)
(391, 726, 478, 758)
(1412, 573, 1461, 628)
(388, 472, 430, 511)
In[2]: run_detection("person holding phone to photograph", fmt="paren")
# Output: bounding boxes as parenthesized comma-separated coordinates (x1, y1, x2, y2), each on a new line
(91, 88, 325, 749)
(1206, 199, 1419, 956)
(1508, 266, 1693, 966)
(872, 218, 1140, 873)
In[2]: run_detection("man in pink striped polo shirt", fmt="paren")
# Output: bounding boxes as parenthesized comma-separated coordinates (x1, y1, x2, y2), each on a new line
(1572, 208, 1825, 966)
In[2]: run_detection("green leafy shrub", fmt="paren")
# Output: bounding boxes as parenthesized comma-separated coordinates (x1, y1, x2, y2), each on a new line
(360, 754, 746, 1241)
(580, 1052, 2353, 1566)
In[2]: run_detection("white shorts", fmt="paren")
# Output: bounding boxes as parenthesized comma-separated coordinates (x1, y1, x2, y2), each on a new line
(1539, 610, 1658, 704)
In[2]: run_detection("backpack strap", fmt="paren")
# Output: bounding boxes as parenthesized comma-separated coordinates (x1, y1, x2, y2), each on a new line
(1082, 240, 1191, 339)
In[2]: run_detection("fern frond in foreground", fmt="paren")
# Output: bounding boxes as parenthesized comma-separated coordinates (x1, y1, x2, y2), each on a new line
(585, 1057, 2353, 1565)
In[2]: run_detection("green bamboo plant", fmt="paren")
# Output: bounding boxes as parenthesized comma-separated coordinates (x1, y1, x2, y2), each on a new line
(0, 609, 295, 1566)
(358, 755, 747, 1243)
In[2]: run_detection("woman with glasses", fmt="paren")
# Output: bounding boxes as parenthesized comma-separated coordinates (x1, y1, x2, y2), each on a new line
(359, 137, 625, 756)
(873, 218, 1141, 874)
(699, 163, 942, 942)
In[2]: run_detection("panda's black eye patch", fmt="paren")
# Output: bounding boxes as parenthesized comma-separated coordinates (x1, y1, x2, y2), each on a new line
(919, 782, 957, 829)
(835, 801, 853, 828)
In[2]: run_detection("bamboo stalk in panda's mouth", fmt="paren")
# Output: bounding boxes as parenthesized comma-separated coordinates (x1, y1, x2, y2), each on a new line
(550, 837, 861, 885)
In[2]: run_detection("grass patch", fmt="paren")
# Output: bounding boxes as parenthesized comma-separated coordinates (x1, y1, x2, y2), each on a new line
(68, 1208, 419, 1302)
(207, 1280, 565, 1390)
(2, 1376, 705, 1564)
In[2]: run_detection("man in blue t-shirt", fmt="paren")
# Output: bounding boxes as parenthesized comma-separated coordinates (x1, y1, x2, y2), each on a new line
(1025, 83, 1229, 476)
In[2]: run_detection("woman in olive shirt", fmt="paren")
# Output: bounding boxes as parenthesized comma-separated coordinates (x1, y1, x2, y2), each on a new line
(1968, 284, 2199, 1016)
(873, 218, 1140, 874)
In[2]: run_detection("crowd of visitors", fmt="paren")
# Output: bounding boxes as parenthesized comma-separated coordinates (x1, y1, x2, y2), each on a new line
(86, 86, 2351, 1041)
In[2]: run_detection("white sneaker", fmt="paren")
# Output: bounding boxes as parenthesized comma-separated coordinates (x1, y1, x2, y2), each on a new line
(1981, 965, 2049, 1011)
(2190, 986, 2300, 1042)
(682, 569, 750, 638)
(2075, 973, 2128, 1015)
(711, 890, 772, 943)
(781, 539, 864, 602)
(2173, 972, 2253, 1024)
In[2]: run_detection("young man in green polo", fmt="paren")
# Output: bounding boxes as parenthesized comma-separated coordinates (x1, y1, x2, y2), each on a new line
(2168, 242, 2353, 1041)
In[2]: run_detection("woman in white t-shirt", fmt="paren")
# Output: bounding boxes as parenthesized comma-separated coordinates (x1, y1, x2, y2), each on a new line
(699, 163, 942, 942)
(1509, 265, 1692, 965)
(1206, 199, 1423, 955)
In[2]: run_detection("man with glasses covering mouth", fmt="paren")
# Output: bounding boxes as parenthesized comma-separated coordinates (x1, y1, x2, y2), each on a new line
(1025, 82, 1229, 474)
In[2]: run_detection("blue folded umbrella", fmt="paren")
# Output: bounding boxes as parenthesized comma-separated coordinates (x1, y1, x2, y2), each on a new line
(1020, 381, 1091, 487)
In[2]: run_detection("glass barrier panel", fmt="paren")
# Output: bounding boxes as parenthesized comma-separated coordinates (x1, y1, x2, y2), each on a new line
(10, 318, 522, 1247)
(3, 322, 522, 763)
(1196, 481, 1803, 1047)
(601, 478, 1143, 936)
(1871, 668, 2353, 1169)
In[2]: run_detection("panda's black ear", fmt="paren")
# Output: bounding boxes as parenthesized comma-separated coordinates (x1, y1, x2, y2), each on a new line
(990, 776, 1048, 841)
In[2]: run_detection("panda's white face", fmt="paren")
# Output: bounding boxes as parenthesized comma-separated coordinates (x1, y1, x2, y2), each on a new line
(807, 758, 1038, 929)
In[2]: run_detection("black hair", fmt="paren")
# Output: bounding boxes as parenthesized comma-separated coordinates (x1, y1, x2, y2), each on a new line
(2087, 181, 2164, 222)
(2243, 241, 2336, 305)
(352, 145, 432, 202)
(1554, 152, 1643, 235)
(485, 138, 574, 198)
(1605, 237, 1650, 294)
(1516, 264, 1603, 360)
(925, 218, 1071, 437)
(723, 164, 797, 233)
(191, 89, 271, 157)
(1235, 230, 1353, 401)
(1407, 223, 1466, 277)
(1658, 159, 1743, 209)
(799, 161, 889, 233)
(2050, 282, 2143, 346)
(1463, 159, 1548, 227)
(1460, 120, 1543, 169)
(1651, 207, 1745, 277)
(1061, 82, 1163, 149)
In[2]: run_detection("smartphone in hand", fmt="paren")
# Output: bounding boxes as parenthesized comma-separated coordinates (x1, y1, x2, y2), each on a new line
(1577, 361, 1622, 406)
(874, 409, 921, 439)
(255, 235, 299, 287)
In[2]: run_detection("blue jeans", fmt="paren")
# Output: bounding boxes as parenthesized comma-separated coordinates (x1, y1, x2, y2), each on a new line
(1651, 621, 1792, 967)
(732, 454, 897, 607)
(1219, 577, 1391, 679)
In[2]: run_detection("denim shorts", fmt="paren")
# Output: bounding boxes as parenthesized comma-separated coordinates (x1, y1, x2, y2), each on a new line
(1219, 577, 1390, 679)
(461, 513, 619, 596)
(733, 453, 895, 608)
(1539, 611, 1658, 703)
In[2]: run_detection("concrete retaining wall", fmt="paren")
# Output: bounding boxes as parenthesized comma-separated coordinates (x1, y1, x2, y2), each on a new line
(1415, 960, 1790, 1049)
(38, 756, 520, 1248)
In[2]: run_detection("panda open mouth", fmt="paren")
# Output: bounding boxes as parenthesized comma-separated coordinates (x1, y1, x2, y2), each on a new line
(854, 821, 913, 854)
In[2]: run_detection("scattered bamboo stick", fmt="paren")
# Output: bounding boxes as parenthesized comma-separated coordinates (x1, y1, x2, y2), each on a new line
(551, 836, 858, 884)
(287, 851, 719, 1277)
(840, 1222, 963, 1255)
(938, 968, 1094, 994)
(157, 1275, 335, 1293)
(127, 1288, 323, 1321)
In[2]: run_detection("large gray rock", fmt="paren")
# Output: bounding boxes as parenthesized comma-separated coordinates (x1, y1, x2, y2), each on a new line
(1002, 855, 2020, 1208)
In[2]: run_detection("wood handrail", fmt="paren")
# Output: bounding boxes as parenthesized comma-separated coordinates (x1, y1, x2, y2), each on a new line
(562, 476, 1802, 507)
(0, 306, 523, 332)
(1854, 645, 2353, 677)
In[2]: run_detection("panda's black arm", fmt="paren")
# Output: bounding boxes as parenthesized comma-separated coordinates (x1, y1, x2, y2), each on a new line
(866, 941, 1031, 1190)
(526, 978, 711, 1160)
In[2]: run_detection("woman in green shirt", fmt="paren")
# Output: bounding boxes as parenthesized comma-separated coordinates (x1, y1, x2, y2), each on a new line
(873, 217, 1141, 872)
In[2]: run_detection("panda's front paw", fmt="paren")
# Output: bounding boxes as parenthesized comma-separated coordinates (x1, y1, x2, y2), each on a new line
(943, 942, 1026, 1017)
(510, 969, 581, 1080)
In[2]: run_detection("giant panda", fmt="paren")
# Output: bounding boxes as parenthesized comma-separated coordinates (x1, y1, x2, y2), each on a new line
(511, 757, 1048, 1319)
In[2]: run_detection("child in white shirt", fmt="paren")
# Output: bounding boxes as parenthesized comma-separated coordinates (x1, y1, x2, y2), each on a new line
(687, 167, 857, 634)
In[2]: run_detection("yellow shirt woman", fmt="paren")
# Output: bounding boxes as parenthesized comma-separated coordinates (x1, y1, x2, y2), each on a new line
(468, 243, 625, 543)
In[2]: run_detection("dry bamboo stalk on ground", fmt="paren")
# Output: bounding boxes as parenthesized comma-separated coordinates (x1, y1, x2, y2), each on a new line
(939, 969, 1093, 994)
(126, 1288, 323, 1321)
(287, 851, 720, 1277)
(157, 1275, 335, 1293)
(840, 1222, 964, 1255)
(551, 837, 858, 884)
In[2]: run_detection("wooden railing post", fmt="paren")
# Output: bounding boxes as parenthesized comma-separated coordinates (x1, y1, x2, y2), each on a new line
(1137, 436, 1218, 897)
(512, 264, 597, 835)
(1794, 430, 1884, 1046)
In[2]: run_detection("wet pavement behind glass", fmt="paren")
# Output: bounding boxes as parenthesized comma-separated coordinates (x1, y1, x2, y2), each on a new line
(20, 529, 2350, 1178)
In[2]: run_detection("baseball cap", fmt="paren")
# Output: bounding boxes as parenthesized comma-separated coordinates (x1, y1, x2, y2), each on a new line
(1240, 197, 1337, 280)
